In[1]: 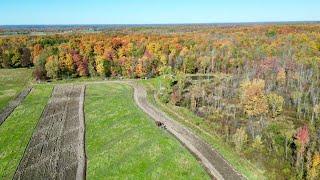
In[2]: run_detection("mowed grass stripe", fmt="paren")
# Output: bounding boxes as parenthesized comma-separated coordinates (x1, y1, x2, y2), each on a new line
(0, 85, 53, 179)
(85, 83, 209, 179)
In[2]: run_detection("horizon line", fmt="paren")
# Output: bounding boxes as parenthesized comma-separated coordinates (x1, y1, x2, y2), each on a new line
(1, 20, 320, 26)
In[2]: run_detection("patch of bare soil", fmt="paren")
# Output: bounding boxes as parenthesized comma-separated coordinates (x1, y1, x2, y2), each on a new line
(13, 85, 86, 180)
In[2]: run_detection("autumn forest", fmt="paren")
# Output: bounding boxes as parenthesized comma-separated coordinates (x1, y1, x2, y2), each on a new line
(1, 24, 320, 179)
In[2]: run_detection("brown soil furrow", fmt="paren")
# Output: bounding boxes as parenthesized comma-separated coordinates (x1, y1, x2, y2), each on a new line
(0, 87, 32, 126)
(13, 85, 86, 180)
(16, 143, 80, 174)
(27, 126, 80, 154)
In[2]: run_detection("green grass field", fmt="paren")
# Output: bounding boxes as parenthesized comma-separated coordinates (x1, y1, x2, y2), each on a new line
(0, 68, 258, 179)
(0, 68, 33, 111)
(85, 83, 210, 179)
(0, 85, 53, 179)
(141, 77, 266, 179)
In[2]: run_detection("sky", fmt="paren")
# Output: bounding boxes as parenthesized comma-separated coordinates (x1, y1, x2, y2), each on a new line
(0, 0, 319, 25)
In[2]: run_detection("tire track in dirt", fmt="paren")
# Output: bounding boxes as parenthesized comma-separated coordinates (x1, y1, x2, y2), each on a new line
(128, 82, 245, 180)
(84, 80, 245, 179)
(13, 85, 86, 180)
(0, 87, 32, 126)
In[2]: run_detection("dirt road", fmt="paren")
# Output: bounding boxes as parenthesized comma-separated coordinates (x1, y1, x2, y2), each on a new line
(129, 82, 244, 180)
(13, 85, 86, 180)
(11, 81, 243, 179)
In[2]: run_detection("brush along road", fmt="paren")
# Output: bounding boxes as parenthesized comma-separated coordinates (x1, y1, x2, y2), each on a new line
(13, 85, 86, 180)
(129, 82, 244, 180)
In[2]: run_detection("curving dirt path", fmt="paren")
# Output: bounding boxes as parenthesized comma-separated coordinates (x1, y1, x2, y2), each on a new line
(12, 80, 243, 179)
(0, 87, 32, 126)
(13, 85, 86, 180)
(128, 82, 245, 180)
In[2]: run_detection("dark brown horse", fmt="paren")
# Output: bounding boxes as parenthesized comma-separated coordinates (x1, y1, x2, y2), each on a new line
(155, 121, 166, 129)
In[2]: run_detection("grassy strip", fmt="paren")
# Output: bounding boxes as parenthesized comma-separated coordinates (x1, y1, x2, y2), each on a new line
(140, 77, 266, 180)
(85, 83, 210, 179)
(0, 68, 33, 111)
(0, 84, 53, 179)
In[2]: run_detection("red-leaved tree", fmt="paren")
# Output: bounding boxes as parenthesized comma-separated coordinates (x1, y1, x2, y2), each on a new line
(295, 125, 310, 173)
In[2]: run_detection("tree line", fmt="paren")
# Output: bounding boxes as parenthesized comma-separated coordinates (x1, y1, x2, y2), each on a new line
(1, 24, 320, 178)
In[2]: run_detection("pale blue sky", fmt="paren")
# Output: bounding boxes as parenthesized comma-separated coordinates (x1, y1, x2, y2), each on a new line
(0, 0, 319, 25)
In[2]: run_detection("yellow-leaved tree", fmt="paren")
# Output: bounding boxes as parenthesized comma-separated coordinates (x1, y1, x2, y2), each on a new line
(240, 79, 268, 117)
(240, 79, 268, 137)
(267, 92, 284, 118)
(95, 56, 111, 77)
